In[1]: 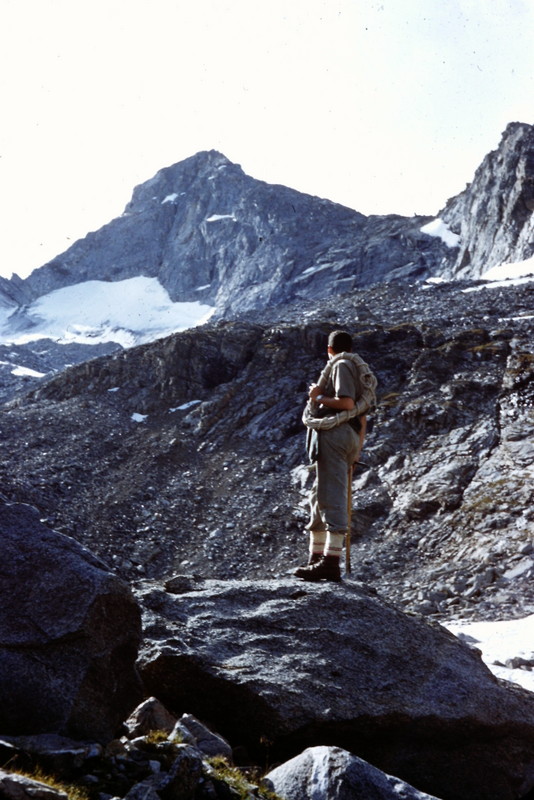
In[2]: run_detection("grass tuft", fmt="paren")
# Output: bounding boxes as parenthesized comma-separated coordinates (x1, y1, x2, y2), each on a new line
(11, 767, 90, 800)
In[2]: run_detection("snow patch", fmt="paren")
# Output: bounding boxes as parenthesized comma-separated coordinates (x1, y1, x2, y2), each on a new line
(499, 314, 534, 322)
(482, 255, 534, 282)
(296, 263, 334, 281)
(420, 218, 460, 248)
(162, 193, 179, 204)
(205, 214, 236, 222)
(446, 614, 534, 693)
(170, 400, 202, 412)
(58, 323, 138, 349)
(131, 412, 148, 423)
(0, 276, 215, 348)
(462, 255, 534, 292)
(11, 365, 46, 378)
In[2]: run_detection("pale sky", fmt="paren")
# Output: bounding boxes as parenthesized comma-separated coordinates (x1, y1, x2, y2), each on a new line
(1, 0, 534, 279)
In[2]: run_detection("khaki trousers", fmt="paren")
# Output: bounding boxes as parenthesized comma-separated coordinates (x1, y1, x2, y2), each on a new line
(307, 423, 359, 533)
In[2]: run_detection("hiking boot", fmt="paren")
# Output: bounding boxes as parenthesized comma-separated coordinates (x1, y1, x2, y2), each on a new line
(294, 555, 341, 582)
(293, 552, 322, 574)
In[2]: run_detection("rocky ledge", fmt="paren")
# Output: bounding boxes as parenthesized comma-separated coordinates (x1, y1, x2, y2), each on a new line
(3, 508, 534, 799)
(135, 575, 534, 800)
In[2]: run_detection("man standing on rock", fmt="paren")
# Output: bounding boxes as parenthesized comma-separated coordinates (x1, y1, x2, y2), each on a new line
(295, 330, 377, 582)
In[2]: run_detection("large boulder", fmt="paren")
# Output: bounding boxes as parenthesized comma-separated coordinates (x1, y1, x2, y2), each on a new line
(137, 577, 534, 800)
(264, 745, 441, 800)
(0, 502, 143, 741)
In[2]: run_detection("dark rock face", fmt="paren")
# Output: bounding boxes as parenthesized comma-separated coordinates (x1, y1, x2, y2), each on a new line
(136, 577, 534, 800)
(0, 274, 28, 307)
(2, 151, 452, 317)
(441, 121, 534, 276)
(0, 502, 143, 741)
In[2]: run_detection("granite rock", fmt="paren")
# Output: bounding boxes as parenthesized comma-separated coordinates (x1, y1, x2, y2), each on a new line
(0, 502, 143, 741)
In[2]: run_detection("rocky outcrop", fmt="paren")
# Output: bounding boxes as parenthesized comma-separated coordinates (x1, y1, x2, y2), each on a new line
(0, 273, 28, 307)
(264, 746, 441, 800)
(0, 710, 284, 800)
(440, 121, 534, 276)
(124, 696, 178, 738)
(0, 502, 143, 741)
(0, 338, 119, 406)
(136, 577, 534, 800)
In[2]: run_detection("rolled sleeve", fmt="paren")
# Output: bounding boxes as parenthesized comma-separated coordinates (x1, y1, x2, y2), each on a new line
(333, 361, 356, 400)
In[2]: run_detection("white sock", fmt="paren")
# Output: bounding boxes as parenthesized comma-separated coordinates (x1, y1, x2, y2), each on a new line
(325, 531, 344, 558)
(309, 530, 326, 556)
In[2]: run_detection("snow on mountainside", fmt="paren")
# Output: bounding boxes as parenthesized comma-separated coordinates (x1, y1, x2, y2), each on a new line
(0, 149, 455, 314)
(419, 217, 461, 248)
(0, 276, 214, 404)
(480, 253, 534, 285)
(1, 259, 531, 353)
(0, 277, 214, 348)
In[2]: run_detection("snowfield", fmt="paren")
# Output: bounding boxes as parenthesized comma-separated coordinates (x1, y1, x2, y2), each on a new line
(463, 254, 534, 291)
(446, 615, 534, 694)
(0, 276, 215, 347)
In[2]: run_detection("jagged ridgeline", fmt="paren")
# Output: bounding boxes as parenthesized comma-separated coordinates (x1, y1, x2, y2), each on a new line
(1, 121, 534, 408)
(0, 152, 450, 314)
(2, 121, 534, 318)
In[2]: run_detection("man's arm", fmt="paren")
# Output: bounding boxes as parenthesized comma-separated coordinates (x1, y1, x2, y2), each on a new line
(309, 384, 355, 411)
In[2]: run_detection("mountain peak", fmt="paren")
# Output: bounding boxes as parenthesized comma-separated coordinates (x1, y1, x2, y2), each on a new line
(8, 148, 451, 321)
(160, 149, 239, 178)
(2, 122, 534, 354)
(124, 150, 242, 214)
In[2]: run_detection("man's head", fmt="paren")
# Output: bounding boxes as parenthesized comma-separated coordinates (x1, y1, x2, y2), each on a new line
(328, 330, 352, 355)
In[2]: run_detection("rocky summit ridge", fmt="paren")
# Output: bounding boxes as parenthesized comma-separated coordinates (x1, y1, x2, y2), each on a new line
(1, 149, 450, 316)
(1, 122, 533, 317)
(440, 121, 534, 277)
